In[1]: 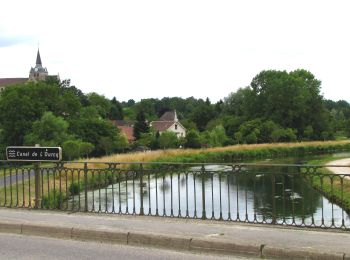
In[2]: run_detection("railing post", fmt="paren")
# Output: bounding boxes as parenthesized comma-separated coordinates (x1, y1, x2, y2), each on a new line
(34, 162, 41, 209)
(271, 174, 276, 224)
(201, 164, 206, 219)
(84, 162, 88, 212)
(140, 163, 144, 215)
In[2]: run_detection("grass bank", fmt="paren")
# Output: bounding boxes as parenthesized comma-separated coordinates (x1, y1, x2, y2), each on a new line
(302, 156, 350, 214)
(83, 140, 350, 168)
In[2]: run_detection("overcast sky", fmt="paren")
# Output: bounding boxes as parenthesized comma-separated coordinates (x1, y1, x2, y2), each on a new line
(0, 0, 349, 102)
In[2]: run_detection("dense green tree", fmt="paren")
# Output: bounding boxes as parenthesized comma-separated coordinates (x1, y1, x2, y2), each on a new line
(190, 102, 216, 131)
(223, 87, 252, 117)
(24, 112, 71, 146)
(344, 120, 350, 138)
(99, 136, 115, 155)
(136, 99, 157, 119)
(114, 133, 129, 152)
(87, 92, 111, 118)
(134, 110, 150, 139)
(180, 119, 197, 131)
(133, 132, 155, 148)
(185, 129, 201, 148)
(0, 82, 60, 145)
(222, 116, 243, 139)
(159, 131, 178, 149)
(246, 69, 329, 139)
(208, 125, 229, 147)
(62, 140, 81, 160)
(108, 97, 123, 120)
(79, 141, 95, 159)
(238, 119, 261, 144)
(68, 112, 120, 155)
(57, 90, 82, 117)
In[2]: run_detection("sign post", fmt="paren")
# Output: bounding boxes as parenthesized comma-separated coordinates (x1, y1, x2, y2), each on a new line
(6, 146, 62, 162)
(6, 146, 62, 208)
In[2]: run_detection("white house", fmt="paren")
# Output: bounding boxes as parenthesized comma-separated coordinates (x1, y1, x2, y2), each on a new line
(150, 110, 186, 138)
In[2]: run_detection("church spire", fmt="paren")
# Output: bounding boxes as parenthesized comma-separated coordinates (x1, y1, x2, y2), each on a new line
(36, 49, 42, 66)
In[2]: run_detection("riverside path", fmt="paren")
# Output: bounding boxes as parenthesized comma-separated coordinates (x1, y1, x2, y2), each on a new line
(0, 208, 349, 259)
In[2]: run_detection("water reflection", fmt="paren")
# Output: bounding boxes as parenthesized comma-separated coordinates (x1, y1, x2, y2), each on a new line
(70, 164, 350, 227)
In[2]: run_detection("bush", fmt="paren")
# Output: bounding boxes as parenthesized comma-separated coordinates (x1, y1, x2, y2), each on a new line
(69, 181, 83, 196)
(42, 190, 66, 209)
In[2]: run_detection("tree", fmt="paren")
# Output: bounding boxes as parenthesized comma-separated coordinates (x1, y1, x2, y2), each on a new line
(208, 125, 229, 147)
(108, 97, 123, 120)
(68, 111, 120, 156)
(134, 110, 150, 139)
(0, 82, 60, 145)
(234, 131, 243, 144)
(259, 120, 280, 143)
(238, 119, 261, 144)
(190, 102, 216, 131)
(87, 92, 111, 118)
(223, 87, 252, 117)
(24, 112, 71, 146)
(79, 142, 94, 159)
(303, 125, 314, 140)
(57, 90, 82, 117)
(62, 140, 81, 160)
(99, 136, 115, 155)
(222, 116, 243, 140)
(246, 69, 328, 140)
(114, 133, 129, 152)
(133, 132, 155, 148)
(159, 131, 178, 149)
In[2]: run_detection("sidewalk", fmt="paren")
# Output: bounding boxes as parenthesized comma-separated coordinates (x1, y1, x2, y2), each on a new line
(0, 208, 349, 259)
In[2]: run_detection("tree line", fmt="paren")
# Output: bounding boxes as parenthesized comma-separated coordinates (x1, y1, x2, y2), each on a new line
(0, 69, 349, 159)
(0, 79, 128, 160)
(123, 69, 350, 148)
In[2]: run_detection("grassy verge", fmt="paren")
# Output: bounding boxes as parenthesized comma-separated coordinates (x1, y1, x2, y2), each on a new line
(302, 155, 350, 214)
(83, 141, 350, 168)
(0, 167, 132, 209)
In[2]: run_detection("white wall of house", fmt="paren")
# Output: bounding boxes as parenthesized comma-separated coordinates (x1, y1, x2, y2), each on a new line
(166, 122, 186, 138)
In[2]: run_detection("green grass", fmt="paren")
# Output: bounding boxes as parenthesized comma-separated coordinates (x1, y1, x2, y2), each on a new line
(303, 156, 350, 214)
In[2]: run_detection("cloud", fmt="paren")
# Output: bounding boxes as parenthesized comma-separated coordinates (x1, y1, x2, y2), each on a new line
(0, 32, 35, 47)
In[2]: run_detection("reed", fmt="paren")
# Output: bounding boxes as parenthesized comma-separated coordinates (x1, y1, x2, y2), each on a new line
(80, 140, 350, 168)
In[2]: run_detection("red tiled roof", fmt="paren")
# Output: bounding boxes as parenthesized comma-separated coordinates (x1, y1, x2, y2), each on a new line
(151, 121, 174, 132)
(111, 120, 133, 127)
(118, 126, 135, 142)
(0, 78, 28, 87)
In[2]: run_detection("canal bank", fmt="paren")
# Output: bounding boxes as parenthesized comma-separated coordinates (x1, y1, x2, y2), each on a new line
(0, 208, 349, 259)
(327, 158, 350, 177)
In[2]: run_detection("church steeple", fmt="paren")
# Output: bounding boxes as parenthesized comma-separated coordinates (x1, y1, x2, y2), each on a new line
(36, 49, 42, 66)
(29, 48, 48, 81)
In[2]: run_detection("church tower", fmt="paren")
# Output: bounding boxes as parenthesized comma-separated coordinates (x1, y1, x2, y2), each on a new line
(29, 49, 48, 81)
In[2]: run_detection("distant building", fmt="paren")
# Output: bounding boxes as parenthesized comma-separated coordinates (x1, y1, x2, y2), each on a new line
(0, 49, 59, 92)
(150, 110, 186, 138)
(111, 120, 135, 143)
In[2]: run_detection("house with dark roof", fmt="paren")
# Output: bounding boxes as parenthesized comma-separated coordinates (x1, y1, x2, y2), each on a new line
(0, 49, 59, 92)
(150, 110, 186, 138)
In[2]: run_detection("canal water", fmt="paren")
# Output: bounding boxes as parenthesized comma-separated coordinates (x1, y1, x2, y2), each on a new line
(71, 153, 350, 227)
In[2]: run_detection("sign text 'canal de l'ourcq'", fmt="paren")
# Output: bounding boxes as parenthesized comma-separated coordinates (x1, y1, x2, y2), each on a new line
(6, 146, 62, 161)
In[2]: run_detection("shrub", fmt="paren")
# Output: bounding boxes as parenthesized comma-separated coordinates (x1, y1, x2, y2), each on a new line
(42, 190, 66, 209)
(69, 181, 83, 196)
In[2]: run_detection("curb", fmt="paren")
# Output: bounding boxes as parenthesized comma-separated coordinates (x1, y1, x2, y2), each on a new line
(0, 221, 347, 259)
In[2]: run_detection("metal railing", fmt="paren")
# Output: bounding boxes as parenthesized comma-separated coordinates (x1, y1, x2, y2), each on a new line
(0, 161, 349, 230)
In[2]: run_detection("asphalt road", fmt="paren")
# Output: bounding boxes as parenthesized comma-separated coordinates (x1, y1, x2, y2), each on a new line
(0, 169, 42, 188)
(0, 233, 254, 260)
